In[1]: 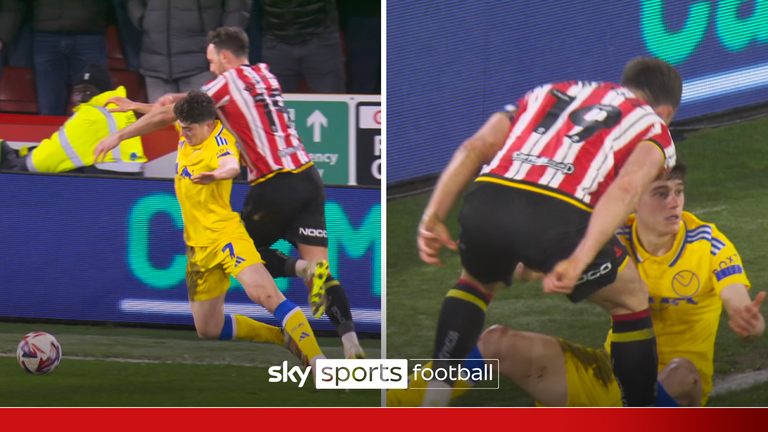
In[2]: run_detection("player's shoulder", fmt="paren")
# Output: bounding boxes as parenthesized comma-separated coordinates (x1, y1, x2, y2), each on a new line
(214, 121, 236, 143)
(681, 211, 731, 249)
(616, 214, 636, 239)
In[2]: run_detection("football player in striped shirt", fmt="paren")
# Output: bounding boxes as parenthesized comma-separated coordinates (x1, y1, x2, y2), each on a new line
(417, 58, 683, 406)
(390, 162, 765, 407)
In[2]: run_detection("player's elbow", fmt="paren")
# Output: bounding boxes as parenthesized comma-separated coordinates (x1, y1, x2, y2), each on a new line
(612, 175, 643, 199)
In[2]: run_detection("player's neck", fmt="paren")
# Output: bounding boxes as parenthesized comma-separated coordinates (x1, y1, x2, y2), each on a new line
(225, 58, 250, 71)
(636, 224, 677, 256)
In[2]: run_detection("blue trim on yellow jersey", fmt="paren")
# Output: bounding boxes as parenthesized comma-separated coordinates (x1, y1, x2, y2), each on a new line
(711, 238, 726, 256)
(670, 222, 722, 267)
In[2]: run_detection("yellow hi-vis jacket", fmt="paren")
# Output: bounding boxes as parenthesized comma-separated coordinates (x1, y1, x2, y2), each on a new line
(26, 86, 147, 173)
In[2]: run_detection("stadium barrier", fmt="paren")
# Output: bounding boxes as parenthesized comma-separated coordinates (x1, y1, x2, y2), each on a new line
(0, 172, 381, 335)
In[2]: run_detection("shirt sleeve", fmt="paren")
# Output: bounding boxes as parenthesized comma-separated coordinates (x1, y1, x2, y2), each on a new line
(211, 134, 239, 168)
(200, 75, 231, 108)
(640, 120, 676, 171)
(709, 226, 751, 294)
(614, 117, 676, 172)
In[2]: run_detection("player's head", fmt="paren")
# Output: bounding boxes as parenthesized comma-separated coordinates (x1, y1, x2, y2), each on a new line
(635, 161, 687, 237)
(620, 57, 682, 125)
(207, 27, 250, 75)
(72, 63, 112, 105)
(174, 91, 217, 146)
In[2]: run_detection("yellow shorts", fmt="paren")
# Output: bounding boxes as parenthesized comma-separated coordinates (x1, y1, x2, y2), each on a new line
(185, 225, 263, 301)
(537, 339, 622, 407)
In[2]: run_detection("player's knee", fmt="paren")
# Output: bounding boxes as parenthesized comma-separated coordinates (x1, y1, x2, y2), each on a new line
(478, 325, 523, 360)
(195, 326, 221, 340)
(658, 357, 702, 407)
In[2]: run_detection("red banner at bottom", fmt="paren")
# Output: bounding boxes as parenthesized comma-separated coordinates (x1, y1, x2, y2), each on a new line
(1, 407, 766, 430)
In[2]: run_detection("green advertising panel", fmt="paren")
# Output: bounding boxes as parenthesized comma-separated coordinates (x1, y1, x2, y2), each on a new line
(285, 100, 349, 185)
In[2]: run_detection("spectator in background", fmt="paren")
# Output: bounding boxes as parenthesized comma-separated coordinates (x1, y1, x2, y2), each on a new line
(260, 0, 346, 94)
(127, 0, 251, 103)
(111, 0, 143, 71)
(2, 0, 111, 116)
(0, 64, 147, 175)
(0, 0, 30, 83)
(338, 0, 380, 95)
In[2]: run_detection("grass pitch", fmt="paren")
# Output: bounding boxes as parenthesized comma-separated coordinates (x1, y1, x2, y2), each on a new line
(0, 322, 381, 407)
(386, 117, 768, 406)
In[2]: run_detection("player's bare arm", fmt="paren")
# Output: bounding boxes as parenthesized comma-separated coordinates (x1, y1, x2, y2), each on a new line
(105, 96, 155, 115)
(418, 112, 513, 266)
(543, 141, 665, 294)
(191, 156, 240, 185)
(156, 93, 189, 108)
(720, 284, 766, 339)
(94, 104, 178, 163)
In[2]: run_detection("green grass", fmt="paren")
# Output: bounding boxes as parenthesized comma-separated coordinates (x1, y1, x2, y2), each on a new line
(386, 117, 768, 406)
(0, 322, 381, 407)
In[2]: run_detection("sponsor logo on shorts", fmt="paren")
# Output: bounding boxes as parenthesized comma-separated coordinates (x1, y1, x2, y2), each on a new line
(575, 262, 612, 285)
(299, 227, 327, 238)
(512, 152, 575, 174)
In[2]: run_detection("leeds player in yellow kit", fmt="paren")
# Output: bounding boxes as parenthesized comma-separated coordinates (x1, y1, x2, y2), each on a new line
(172, 91, 326, 373)
(388, 162, 765, 406)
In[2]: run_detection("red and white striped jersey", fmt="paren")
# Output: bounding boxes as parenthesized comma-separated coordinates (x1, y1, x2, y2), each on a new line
(480, 81, 676, 206)
(200, 64, 311, 183)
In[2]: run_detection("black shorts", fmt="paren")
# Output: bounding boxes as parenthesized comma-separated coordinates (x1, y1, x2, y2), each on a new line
(241, 164, 328, 248)
(458, 177, 629, 303)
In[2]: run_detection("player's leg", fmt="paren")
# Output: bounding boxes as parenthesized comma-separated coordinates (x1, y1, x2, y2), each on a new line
(478, 325, 569, 406)
(584, 256, 657, 406)
(185, 249, 283, 345)
(421, 269, 502, 407)
(235, 261, 326, 368)
(388, 325, 568, 407)
(421, 183, 520, 407)
(296, 242, 364, 359)
(657, 357, 703, 407)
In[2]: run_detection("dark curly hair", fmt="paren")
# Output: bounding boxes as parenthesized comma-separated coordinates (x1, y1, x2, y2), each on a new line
(173, 91, 217, 125)
(207, 27, 249, 58)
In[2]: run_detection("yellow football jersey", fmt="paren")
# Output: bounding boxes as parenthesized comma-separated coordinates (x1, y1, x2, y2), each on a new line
(175, 121, 242, 246)
(606, 211, 750, 404)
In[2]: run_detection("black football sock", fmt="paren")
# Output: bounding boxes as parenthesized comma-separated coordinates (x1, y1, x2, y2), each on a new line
(610, 308, 658, 406)
(258, 247, 298, 278)
(431, 279, 491, 386)
(324, 275, 356, 336)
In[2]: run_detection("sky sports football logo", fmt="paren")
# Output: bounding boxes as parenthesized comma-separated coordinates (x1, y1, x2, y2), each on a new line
(268, 359, 499, 389)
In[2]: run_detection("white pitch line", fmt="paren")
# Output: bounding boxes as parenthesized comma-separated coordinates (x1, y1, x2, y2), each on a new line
(0, 352, 277, 368)
(688, 205, 727, 215)
(710, 369, 768, 396)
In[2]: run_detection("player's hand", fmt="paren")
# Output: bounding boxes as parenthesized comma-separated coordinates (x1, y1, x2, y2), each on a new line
(94, 134, 121, 163)
(728, 291, 766, 339)
(417, 213, 457, 266)
(543, 257, 586, 294)
(155, 94, 176, 108)
(191, 172, 218, 185)
(105, 96, 136, 113)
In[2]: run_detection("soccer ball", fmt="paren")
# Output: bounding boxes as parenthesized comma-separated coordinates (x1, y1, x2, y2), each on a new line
(17, 331, 62, 374)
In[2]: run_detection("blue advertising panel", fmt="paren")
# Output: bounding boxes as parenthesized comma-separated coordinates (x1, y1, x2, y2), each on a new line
(0, 173, 381, 334)
(388, 0, 768, 183)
